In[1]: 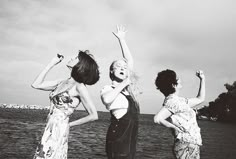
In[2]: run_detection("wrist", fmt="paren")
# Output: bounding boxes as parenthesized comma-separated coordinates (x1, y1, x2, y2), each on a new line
(174, 126, 179, 131)
(200, 77, 205, 81)
(69, 122, 73, 127)
(122, 82, 129, 88)
(119, 38, 126, 42)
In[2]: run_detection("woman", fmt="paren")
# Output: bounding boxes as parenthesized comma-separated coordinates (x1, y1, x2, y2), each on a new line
(154, 69, 205, 159)
(101, 25, 140, 159)
(32, 50, 99, 159)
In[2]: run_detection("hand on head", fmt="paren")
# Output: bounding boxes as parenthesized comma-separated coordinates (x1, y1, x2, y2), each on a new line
(112, 25, 127, 40)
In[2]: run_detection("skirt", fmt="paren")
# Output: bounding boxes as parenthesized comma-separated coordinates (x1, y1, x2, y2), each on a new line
(174, 139, 200, 159)
(33, 111, 69, 159)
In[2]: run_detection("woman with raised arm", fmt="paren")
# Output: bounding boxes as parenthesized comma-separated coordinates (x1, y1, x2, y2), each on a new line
(32, 50, 100, 159)
(154, 69, 205, 159)
(101, 25, 140, 159)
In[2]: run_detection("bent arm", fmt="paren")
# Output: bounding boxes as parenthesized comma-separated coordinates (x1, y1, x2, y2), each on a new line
(154, 108, 183, 132)
(69, 84, 98, 127)
(101, 79, 129, 109)
(31, 56, 63, 91)
(188, 71, 206, 108)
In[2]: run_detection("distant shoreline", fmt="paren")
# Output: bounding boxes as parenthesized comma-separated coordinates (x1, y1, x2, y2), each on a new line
(0, 103, 50, 110)
(0, 103, 218, 121)
(0, 103, 153, 116)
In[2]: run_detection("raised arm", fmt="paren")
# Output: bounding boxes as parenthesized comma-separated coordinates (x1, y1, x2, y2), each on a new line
(31, 54, 64, 91)
(113, 25, 134, 70)
(69, 83, 98, 127)
(188, 70, 206, 108)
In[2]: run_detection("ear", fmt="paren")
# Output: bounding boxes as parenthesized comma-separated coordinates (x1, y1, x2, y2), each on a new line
(172, 83, 177, 89)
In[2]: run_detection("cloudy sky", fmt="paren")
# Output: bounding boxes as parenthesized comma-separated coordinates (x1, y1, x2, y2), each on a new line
(0, 0, 235, 114)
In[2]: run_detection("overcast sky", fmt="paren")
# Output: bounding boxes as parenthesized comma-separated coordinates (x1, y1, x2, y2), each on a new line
(0, 0, 235, 114)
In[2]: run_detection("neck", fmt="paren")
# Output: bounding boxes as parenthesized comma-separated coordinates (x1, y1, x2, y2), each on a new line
(168, 91, 178, 97)
(112, 75, 124, 83)
(112, 80, 128, 90)
(112, 80, 122, 86)
(67, 77, 76, 84)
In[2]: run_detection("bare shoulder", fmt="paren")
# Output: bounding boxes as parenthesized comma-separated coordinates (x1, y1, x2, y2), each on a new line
(101, 85, 113, 95)
(75, 83, 88, 96)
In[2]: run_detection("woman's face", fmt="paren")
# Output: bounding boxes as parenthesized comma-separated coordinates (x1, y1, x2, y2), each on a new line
(112, 60, 128, 81)
(66, 55, 79, 69)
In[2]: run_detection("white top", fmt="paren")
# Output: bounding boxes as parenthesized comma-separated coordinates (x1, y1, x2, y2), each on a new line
(163, 94, 202, 145)
(101, 85, 129, 119)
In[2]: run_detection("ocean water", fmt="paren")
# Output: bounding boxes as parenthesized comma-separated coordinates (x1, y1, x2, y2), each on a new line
(0, 108, 236, 159)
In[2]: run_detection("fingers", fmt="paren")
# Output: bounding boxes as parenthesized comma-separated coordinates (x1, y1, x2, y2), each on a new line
(196, 70, 204, 76)
(112, 31, 117, 36)
(196, 70, 205, 79)
(116, 25, 119, 31)
(116, 24, 127, 32)
(113, 25, 127, 39)
(57, 53, 64, 61)
(57, 53, 64, 59)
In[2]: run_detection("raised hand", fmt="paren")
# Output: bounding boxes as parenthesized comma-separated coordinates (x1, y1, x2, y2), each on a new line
(50, 54, 64, 66)
(196, 70, 205, 80)
(112, 25, 127, 40)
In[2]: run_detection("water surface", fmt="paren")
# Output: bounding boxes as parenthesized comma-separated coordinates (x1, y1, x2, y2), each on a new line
(0, 108, 235, 159)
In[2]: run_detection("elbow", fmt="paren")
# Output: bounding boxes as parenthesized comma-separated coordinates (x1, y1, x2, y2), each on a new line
(31, 84, 35, 89)
(90, 112, 98, 121)
(31, 84, 42, 90)
(197, 96, 205, 104)
(31, 81, 42, 89)
(154, 115, 162, 125)
(101, 96, 112, 106)
(200, 98, 205, 104)
(31, 83, 38, 89)
(93, 113, 98, 121)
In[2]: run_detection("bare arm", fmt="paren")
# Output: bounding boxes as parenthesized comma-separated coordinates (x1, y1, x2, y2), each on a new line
(188, 70, 206, 108)
(69, 83, 98, 127)
(113, 25, 134, 70)
(154, 107, 183, 132)
(31, 55, 64, 91)
(101, 78, 130, 109)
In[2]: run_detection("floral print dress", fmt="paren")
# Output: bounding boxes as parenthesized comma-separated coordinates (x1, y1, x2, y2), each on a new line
(33, 89, 80, 159)
(163, 94, 202, 159)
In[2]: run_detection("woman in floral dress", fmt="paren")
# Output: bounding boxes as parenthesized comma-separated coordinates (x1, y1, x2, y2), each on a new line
(154, 69, 205, 159)
(32, 50, 100, 159)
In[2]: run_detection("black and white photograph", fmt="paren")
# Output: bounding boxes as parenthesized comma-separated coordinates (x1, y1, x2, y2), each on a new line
(0, 0, 235, 158)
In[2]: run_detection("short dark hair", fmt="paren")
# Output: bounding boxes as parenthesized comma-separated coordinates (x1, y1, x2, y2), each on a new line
(155, 69, 178, 96)
(71, 50, 100, 85)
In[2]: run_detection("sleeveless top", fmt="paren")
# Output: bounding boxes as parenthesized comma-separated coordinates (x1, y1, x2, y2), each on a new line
(49, 81, 80, 117)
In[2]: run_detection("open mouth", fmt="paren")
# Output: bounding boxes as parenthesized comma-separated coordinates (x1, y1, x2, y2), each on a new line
(120, 72, 124, 75)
